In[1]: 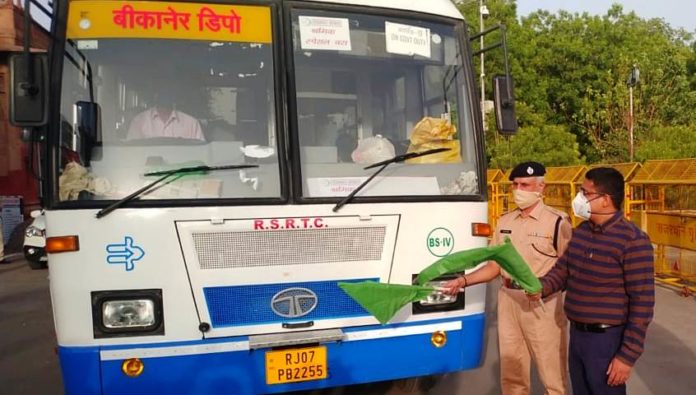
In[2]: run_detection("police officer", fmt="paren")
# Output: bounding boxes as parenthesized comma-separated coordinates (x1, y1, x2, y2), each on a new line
(444, 161, 572, 395)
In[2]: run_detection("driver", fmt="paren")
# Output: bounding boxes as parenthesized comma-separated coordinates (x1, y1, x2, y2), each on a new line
(126, 84, 205, 142)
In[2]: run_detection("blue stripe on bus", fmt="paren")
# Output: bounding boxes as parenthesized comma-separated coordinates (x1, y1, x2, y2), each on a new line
(58, 314, 485, 395)
(204, 278, 376, 327)
(57, 346, 102, 395)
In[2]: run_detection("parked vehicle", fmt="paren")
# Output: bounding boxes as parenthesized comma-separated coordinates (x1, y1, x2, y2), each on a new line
(23, 210, 47, 269)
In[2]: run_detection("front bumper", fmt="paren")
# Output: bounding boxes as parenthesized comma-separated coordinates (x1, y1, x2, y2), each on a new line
(58, 314, 485, 395)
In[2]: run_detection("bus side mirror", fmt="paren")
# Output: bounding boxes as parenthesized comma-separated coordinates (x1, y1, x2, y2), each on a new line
(9, 53, 49, 127)
(493, 75, 518, 135)
(75, 101, 102, 166)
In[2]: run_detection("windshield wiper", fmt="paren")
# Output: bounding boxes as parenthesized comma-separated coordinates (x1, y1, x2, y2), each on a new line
(95, 164, 258, 219)
(332, 148, 450, 212)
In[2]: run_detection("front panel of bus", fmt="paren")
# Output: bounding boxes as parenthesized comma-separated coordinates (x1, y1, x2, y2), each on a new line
(46, 1, 488, 393)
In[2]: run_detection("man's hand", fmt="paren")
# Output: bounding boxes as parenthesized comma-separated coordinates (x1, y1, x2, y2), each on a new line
(607, 357, 632, 386)
(441, 277, 465, 296)
(526, 292, 542, 302)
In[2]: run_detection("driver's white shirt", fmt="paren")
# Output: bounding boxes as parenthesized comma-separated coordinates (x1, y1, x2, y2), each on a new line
(127, 108, 205, 141)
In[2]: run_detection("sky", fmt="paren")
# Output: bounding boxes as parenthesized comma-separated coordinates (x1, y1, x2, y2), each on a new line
(515, 0, 695, 31)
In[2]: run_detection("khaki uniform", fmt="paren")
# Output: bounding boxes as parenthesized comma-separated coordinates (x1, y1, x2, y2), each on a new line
(492, 202, 572, 395)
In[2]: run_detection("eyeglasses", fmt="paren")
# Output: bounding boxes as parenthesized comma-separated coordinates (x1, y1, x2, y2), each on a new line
(580, 188, 605, 198)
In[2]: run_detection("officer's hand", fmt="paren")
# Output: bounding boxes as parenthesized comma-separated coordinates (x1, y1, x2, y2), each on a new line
(526, 292, 542, 302)
(607, 357, 631, 386)
(441, 277, 464, 296)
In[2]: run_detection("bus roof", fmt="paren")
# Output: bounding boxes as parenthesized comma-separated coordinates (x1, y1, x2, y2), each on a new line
(305, 0, 465, 20)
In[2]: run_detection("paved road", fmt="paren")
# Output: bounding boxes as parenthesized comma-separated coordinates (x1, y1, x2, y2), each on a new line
(2, 257, 695, 394)
(0, 255, 62, 394)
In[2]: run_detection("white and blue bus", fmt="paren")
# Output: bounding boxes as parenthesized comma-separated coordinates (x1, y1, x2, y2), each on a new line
(10, 0, 517, 393)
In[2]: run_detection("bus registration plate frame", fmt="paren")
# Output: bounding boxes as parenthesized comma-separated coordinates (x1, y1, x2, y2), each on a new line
(265, 345, 328, 385)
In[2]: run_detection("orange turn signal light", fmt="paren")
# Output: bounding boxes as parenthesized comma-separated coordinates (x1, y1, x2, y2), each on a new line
(46, 236, 80, 253)
(122, 358, 144, 377)
(471, 223, 492, 237)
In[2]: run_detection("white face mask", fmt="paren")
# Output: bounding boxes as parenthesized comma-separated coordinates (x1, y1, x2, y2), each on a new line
(572, 192, 591, 220)
(513, 189, 542, 209)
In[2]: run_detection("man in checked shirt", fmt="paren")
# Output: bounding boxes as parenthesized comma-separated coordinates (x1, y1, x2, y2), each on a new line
(529, 167, 655, 394)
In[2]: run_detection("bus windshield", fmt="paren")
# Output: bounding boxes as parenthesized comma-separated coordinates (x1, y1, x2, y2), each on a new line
(58, 3, 279, 202)
(291, 8, 481, 199)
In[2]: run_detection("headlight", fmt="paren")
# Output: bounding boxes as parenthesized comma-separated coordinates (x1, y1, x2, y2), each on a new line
(92, 289, 164, 338)
(412, 275, 465, 316)
(103, 300, 156, 328)
(419, 280, 458, 306)
(25, 226, 45, 238)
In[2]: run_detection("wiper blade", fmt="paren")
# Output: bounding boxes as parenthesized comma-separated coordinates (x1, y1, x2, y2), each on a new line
(95, 164, 258, 219)
(332, 148, 450, 212)
(143, 164, 257, 176)
(363, 148, 450, 170)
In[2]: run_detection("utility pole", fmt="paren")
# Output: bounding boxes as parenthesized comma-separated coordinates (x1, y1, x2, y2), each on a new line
(479, 0, 486, 129)
(628, 85, 634, 161)
(626, 65, 639, 162)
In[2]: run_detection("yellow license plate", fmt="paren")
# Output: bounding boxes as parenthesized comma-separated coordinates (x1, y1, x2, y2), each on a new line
(265, 346, 327, 385)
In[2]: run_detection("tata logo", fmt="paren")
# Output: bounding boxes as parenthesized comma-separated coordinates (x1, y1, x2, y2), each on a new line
(270, 288, 318, 318)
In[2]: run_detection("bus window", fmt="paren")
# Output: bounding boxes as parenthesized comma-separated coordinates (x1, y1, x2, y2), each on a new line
(59, 38, 281, 201)
(291, 9, 481, 199)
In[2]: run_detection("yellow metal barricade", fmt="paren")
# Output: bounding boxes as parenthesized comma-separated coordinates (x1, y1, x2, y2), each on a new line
(629, 158, 696, 295)
(487, 169, 505, 229)
(542, 166, 587, 225)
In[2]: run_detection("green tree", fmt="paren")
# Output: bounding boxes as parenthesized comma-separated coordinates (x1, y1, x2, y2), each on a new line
(454, 1, 695, 165)
(455, 0, 518, 101)
(489, 125, 584, 168)
(686, 41, 696, 91)
(635, 125, 696, 161)
(487, 103, 584, 168)
(512, 4, 695, 162)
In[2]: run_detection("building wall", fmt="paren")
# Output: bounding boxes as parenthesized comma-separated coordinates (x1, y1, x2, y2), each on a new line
(0, 0, 50, 213)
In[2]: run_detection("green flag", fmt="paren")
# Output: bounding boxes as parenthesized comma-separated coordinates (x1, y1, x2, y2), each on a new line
(489, 237, 542, 294)
(417, 237, 542, 294)
(416, 241, 507, 285)
(337, 282, 435, 324)
(338, 237, 541, 324)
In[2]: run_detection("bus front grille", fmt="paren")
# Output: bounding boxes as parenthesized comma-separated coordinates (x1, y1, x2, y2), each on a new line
(204, 279, 373, 327)
(191, 226, 386, 269)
